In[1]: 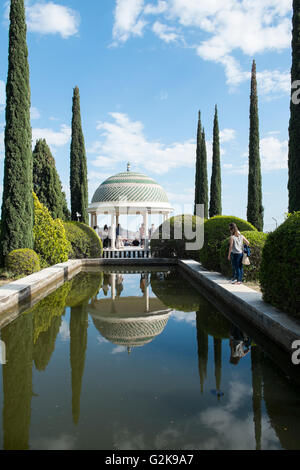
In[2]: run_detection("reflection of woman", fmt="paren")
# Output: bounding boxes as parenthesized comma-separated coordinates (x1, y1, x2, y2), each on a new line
(229, 325, 251, 365)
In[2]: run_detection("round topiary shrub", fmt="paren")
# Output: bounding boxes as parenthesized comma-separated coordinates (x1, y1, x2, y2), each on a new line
(219, 230, 268, 282)
(260, 212, 300, 316)
(199, 216, 257, 271)
(6, 248, 40, 277)
(63, 222, 103, 259)
(151, 214, 204, 260)
(33, 192, 70, 268)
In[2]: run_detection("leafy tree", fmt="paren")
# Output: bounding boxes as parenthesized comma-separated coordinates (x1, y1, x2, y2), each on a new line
(33, 139, 70, 220)
(209, 105, 222, 218)
(247, 60, 264, 231)
(70, 87, 88, 224)
(288, 0, 300, 212)
(0, 0, 33, 264)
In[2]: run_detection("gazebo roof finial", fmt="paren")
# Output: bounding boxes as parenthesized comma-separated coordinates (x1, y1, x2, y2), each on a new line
(127, 162, 131, 172)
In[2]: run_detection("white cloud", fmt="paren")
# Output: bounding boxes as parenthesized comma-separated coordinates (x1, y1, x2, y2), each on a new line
(31, 106, 41, 120)
(152, 21, 179, 43)
(113, 0, 146, 43)
(260, 135, 288, 171)
(223, 134, 288, 174)
(220, 128, 236, 143)
(144, 1, 168, 15)
(32, 124, 71, 148)
(26, 2, 80, 38)
(91, 112, 196, 174)
(113, 0, 292, 94)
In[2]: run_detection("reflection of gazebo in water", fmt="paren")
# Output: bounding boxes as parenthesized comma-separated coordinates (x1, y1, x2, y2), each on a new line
(88, 163, 173, 249)
(87, 273, 173, 353)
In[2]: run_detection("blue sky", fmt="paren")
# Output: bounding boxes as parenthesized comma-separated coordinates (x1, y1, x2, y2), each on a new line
(0, 0, 293, 231)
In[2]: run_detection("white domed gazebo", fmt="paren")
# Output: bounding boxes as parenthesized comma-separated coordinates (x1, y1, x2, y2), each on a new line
(88, 163, 173, 250)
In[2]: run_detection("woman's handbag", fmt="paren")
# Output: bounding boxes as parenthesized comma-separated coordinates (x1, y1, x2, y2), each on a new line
(242, 253, 250, 265)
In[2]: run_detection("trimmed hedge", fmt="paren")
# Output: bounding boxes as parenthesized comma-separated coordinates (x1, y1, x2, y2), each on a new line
(199, 216, 257, 271)
(5, 248, 40, 277)
(260, 212, 300, 316)
(64, 222, 103, 259)
(151, 214, 204, 260)
(33, 192, 70, 268)
(220, 230, 268, 281)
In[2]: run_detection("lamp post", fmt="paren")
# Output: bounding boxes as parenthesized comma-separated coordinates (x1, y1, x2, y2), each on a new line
(76, 212, 81, 222)
(272, 217, 278, 229)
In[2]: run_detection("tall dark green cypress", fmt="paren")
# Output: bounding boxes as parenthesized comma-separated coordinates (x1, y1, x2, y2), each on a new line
(209, 105, 222, 218)
(288, 0, 300, 212)
(33, 139, 70, 220)
(0, 0, 33, 264)
(70, 86, 88, 224)
(247, 60, 264, 231)
(198, 128, 209, 219)
(194, 111, 202, 216)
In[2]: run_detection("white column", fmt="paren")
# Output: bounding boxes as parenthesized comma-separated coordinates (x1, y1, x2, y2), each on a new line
(111, 213, 116, 250)
(143, 211, 149, 249)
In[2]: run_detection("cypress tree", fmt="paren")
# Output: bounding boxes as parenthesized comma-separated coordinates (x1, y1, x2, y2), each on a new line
(209, 105, 222, 218)
(0, 0, 33, 264)
(70, 87, 88, 224)
(194, 111, 202, 216)
(288, 0, 300, 212)
(33, 139, 70, 220)
(247, 60, 264, 231)
(198, 129, 209, 219)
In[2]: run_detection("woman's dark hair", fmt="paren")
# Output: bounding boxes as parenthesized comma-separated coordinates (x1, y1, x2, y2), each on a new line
(229, 222, 239, 235)
(104, 224, 108, 230)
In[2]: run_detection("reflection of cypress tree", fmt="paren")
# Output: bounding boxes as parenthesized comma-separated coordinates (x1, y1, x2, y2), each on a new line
(196, 311, 208, 394)
(33, 315, 62, 371)
(1, 313, 33, 450)
(251, 347, 263, 450)
(262, 353, 300, 450)
(214, 338, 222, 397)
(70, 305, 88, 425)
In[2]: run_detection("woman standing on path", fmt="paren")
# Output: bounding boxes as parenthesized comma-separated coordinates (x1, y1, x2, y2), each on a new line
(228, 223, 250, 285)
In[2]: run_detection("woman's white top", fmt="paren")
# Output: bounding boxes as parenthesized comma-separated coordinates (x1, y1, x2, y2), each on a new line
(231, 234, 244, 254)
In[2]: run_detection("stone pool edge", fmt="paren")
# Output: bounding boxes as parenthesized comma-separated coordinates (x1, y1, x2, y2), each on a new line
(0, 257, 299, 355)
(0, 258, 176, 327)
(179, 259, 300, 354)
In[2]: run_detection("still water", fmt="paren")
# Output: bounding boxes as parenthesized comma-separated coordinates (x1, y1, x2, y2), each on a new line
(0, 267, 299, 450)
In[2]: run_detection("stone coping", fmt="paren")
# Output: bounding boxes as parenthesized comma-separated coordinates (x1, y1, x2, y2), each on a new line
(179, 259, 300, 354)
(0, 257, 299, 355)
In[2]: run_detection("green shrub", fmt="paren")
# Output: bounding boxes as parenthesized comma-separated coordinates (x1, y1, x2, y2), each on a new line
(260, 212, 300, 316)
(33, 192, 70, 267)
(199, 216, 257, 271)
(64, 222, 103, 259)
(219, 230, 268, 281)
(151, 214, 204, 260)
(5, 248, 40, 277)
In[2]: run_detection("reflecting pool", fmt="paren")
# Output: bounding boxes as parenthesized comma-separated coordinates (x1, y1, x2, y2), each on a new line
(0, 267, 299, 450)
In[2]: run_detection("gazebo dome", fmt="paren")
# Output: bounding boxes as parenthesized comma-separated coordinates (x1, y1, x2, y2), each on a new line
(91, 171, 169, 204)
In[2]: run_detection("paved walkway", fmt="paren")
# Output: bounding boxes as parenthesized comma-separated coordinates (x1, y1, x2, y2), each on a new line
(179, 259, 300, 354)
